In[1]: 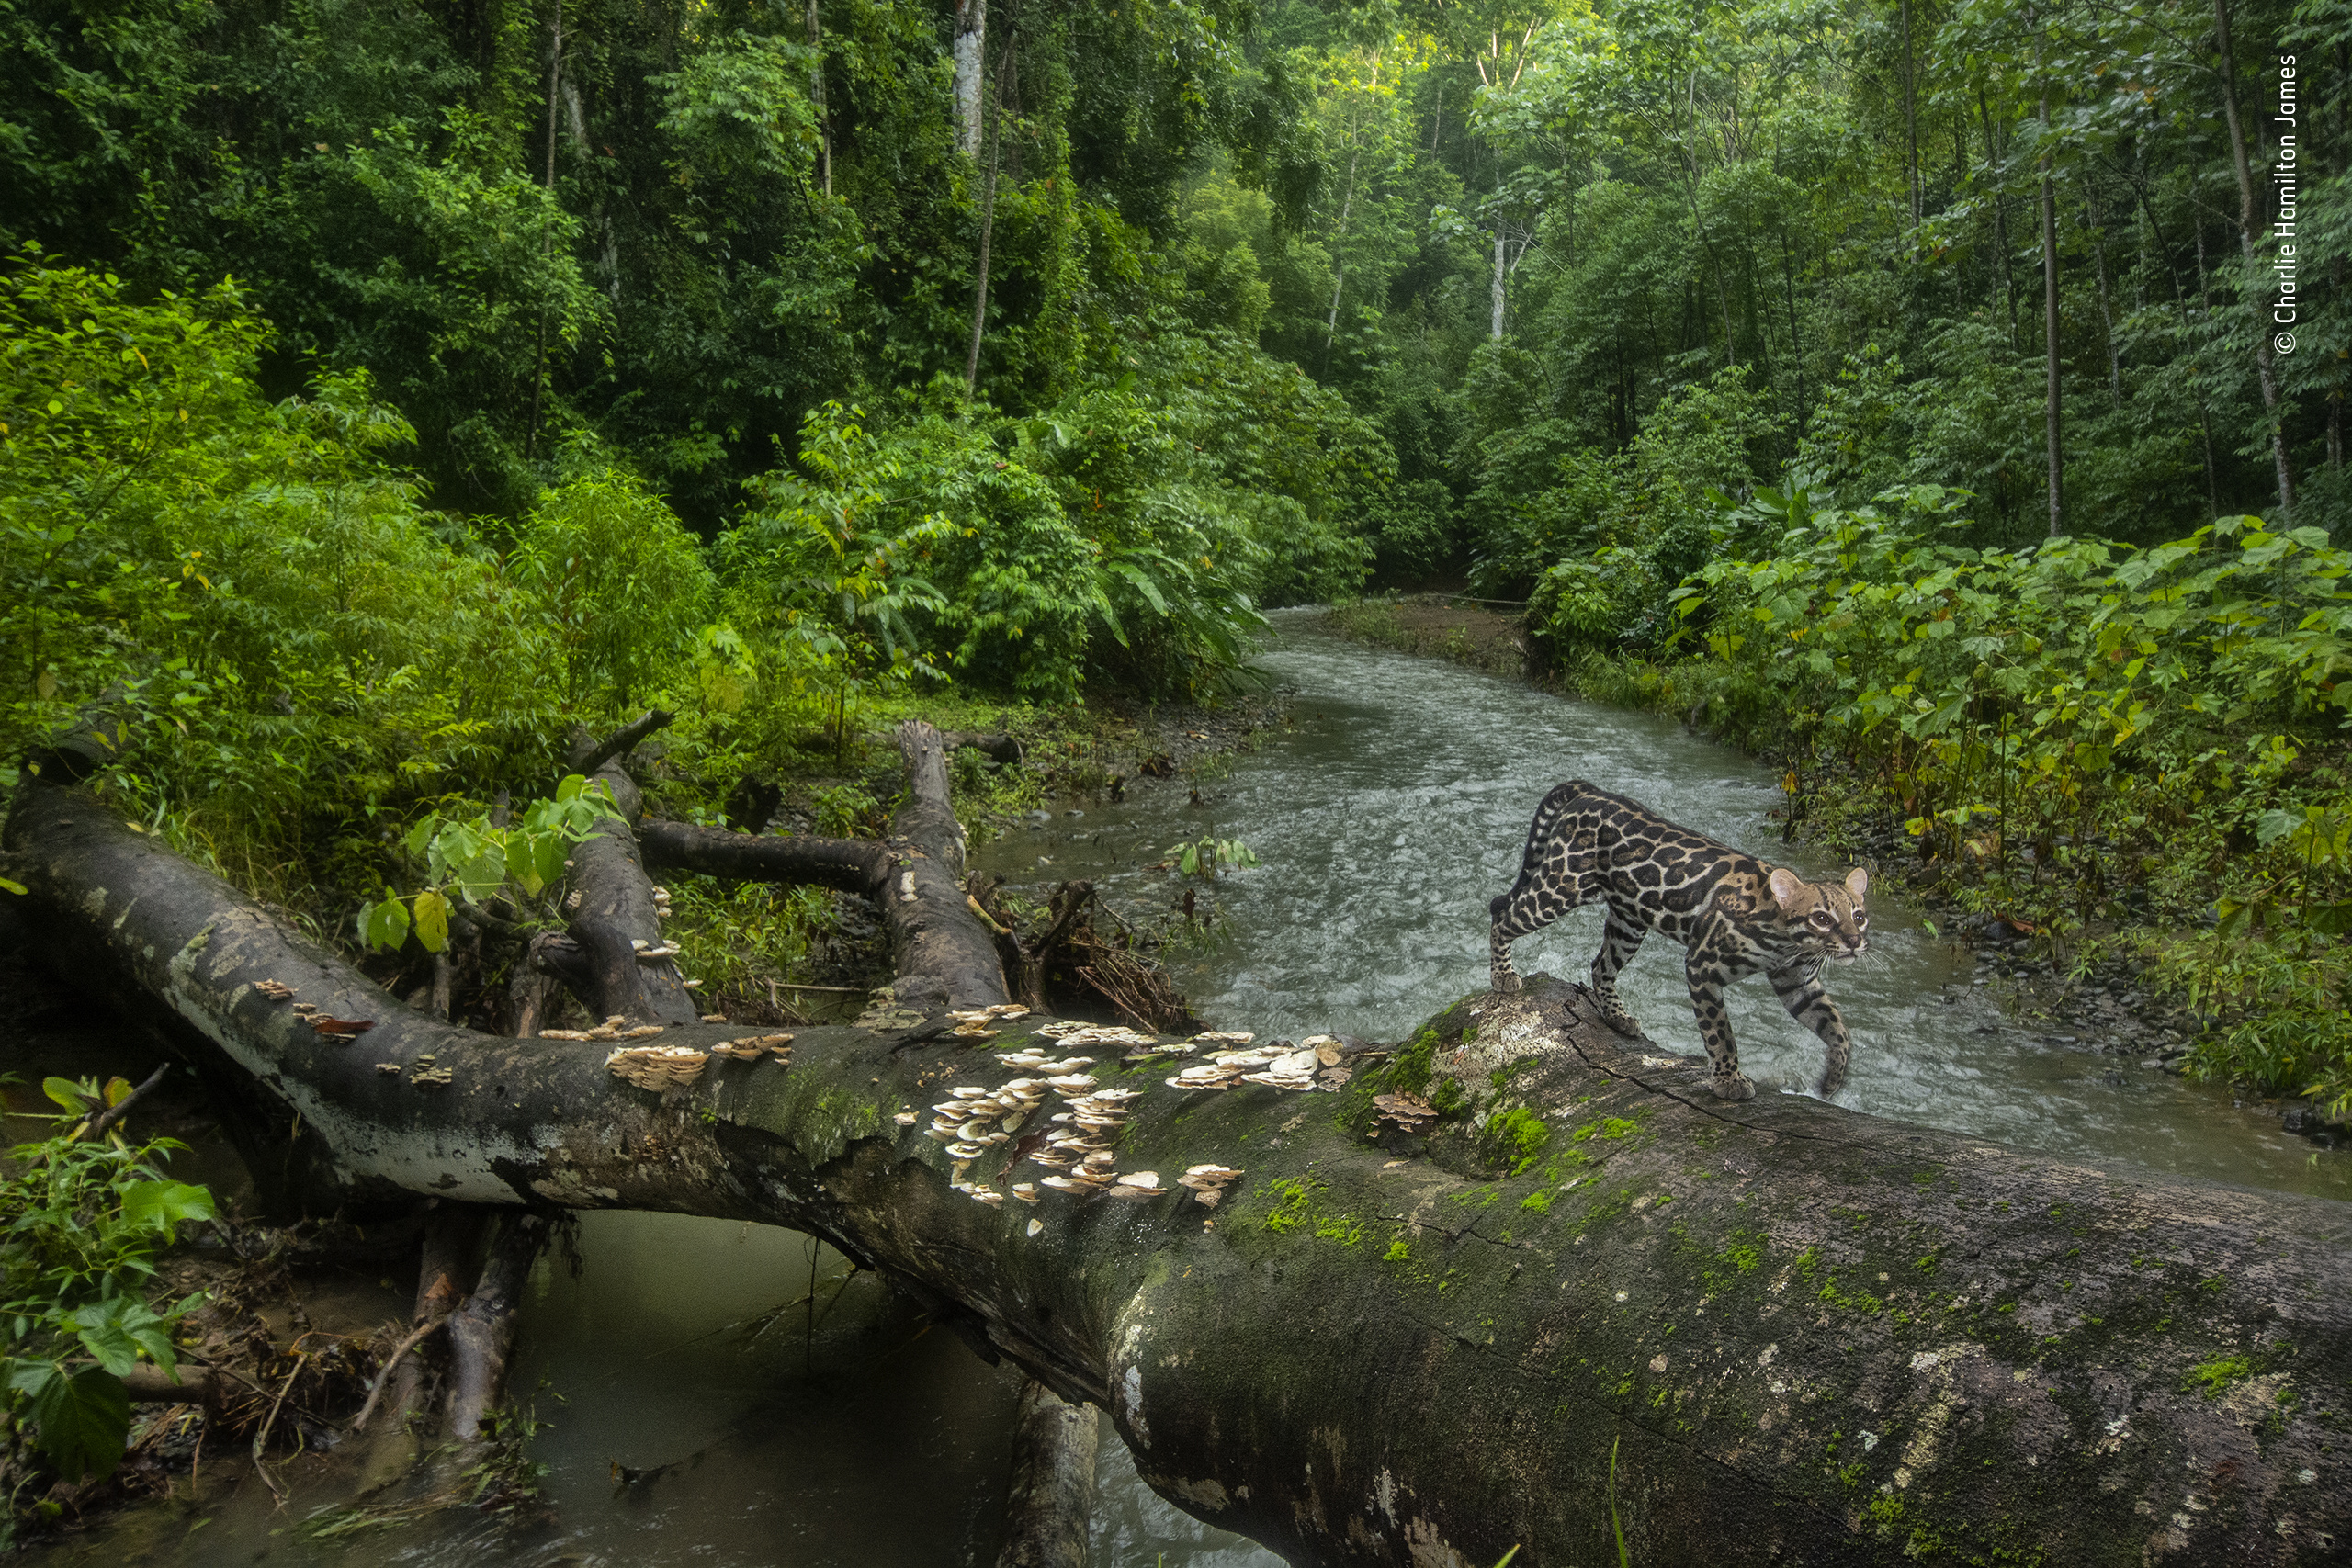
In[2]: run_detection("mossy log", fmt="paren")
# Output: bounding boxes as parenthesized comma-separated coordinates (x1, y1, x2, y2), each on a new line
(8, 777, 2352, 1565)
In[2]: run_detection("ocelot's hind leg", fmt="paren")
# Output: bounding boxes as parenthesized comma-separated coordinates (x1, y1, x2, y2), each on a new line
(1487, 850, 1593, 993)
(1586, 908, 1646, 1035)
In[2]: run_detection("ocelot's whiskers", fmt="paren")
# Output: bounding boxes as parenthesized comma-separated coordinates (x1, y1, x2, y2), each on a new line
(1488, 781, 1871, 1100)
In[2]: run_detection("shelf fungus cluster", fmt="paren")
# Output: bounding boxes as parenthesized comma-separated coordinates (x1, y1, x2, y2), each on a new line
(1373, 1091, 1439, 1135)
(540, 1016, 665, 1043)
(1034, 1021, 1171, 1056)
(630, 937, 682, 962)
(1176, 1164, 1243, 1207)
(605, 1043, 712, 1089)
(926, 1073, 1057, 1161)
(1165, 1041, 1325, 1093)
(948, 1001, 1030, 1041)
(708, 1032, 794, 1063)
(1031, 1084, 1147, 1195)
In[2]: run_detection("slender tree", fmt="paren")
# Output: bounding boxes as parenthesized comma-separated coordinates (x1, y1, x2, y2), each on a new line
(2211, 0, 2297, 511)
(2039, 12, 2063, 535)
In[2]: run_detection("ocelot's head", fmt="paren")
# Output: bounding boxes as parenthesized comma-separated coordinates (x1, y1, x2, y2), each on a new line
(1767, 866, 1870, 961)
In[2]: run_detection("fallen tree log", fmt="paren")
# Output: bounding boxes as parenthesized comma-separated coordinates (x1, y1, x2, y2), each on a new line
(11, 777, 2352, 1565)
(640, 720, 1007, 1008)
(558, 713, 699, 1027)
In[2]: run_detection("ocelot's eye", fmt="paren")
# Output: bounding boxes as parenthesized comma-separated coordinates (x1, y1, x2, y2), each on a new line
(1809, 910, 1833, 926)
(1855, 913, 1869, 929)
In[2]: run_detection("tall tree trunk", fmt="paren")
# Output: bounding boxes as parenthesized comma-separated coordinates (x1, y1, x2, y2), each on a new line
(2334, 43, 2348, 476)
(953, 0, 986, 160)
(965, 27, 1009, 392)
(2039, 45, 2063, 536)
(2086, 193, 2122, 404)
(1782, 232, 1805, 434)
(808, 0, 831, 196)
(1490, 223, 1509, 340)
(1326, 136, 1363, 362)
(2212, 0, 2297, 511)
(526, 0, 563, 463)
(1980, 85, 2018, 344)
(1901, 0, 1920, 226)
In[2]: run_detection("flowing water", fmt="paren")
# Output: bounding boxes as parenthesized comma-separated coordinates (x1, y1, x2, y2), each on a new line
(33, 611, 2350, 1568)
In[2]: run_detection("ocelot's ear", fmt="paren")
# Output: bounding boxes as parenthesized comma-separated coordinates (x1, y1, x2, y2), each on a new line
(1845, 866, 1869, 901)
(1768, 868, 1804, 911)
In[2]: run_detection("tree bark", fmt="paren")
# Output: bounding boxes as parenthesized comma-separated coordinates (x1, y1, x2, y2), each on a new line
(965, 26, 1007, 392)
(953, 0, 986, 160)
(807, 0, 831, 196)
(13, 752, 2352, 1562)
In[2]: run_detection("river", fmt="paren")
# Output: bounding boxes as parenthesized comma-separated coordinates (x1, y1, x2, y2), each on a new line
(31, 610, 2347, 1568)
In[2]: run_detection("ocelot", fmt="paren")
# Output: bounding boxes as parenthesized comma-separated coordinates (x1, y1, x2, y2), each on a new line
(1487, 781, 1870, 1100)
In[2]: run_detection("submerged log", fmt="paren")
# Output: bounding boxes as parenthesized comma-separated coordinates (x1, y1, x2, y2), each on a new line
(12, 777, 2352, 1565)
(444, 1211, 547, 1443)
(996, 1380, 1099, 1568)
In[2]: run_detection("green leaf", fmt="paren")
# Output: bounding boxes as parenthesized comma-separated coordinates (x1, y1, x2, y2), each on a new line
(362, 895, 411, 953)
(68, 1303, 143, 1376)
(118, 1179, 215, 1236)
(42, 1077, 93, 1114)
(505, 832, 544, 897)
(453, 846, 505, 901)
(413, 888, 451, 953)
(17, 1361, 130, 1479)
(531, 832, 568, 892)
(2254, 809, 2301, 847)
(0, 876, 26, 896)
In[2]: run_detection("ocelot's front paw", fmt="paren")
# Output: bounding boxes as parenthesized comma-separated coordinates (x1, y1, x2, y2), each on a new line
(1709, 1070, 1757, 1102)
(1491, 967, 1524, 994)
(1596, 1000, 1642, 1038)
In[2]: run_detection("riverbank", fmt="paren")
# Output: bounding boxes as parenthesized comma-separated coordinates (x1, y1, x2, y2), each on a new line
(1325, 594, 1527, 673)
(1317, 609, 2348, 1153)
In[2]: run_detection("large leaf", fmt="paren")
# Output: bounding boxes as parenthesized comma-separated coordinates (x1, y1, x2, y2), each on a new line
(118, 1179, 215, 1235)
(13, 1360, 130, 1479)
(70, 1298, 179, 1376)
(362, 893, 411, 952)
(413, 888, 452, 953)
(531, 831, 569, 893)
(452, 845, 506, 901)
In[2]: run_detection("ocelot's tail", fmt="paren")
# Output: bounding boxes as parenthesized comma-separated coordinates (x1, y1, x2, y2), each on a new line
(1510, 779, 1595, 884)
